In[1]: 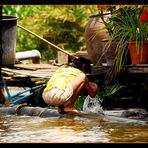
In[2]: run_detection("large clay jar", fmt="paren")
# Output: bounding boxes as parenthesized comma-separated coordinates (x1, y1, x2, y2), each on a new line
(102, 40, 117, 66)
(84, 14, 110, 65)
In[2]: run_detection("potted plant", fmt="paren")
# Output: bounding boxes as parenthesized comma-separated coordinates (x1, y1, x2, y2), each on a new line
(101, 5, 148, 81)
(128, 6, 148, 64)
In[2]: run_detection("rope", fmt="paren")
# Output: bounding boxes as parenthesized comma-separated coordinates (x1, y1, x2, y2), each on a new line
(39, 104, 50, 117)
(14, 103, 28, 115)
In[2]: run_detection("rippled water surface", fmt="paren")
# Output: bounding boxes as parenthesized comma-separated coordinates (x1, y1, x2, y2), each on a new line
(0, 113, 148, 143)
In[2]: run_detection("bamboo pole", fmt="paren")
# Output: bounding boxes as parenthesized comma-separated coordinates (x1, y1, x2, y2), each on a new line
(17, 24, 78, 59)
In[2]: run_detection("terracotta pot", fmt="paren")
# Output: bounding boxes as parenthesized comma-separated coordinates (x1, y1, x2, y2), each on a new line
(128, 41, 148, 64)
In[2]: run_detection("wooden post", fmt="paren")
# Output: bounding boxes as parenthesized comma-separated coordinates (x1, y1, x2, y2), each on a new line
(0, 85, 5, 105)
(57, 51, 69, 64)
(0, 6, 5, 105)
(0, 6, 2, 78)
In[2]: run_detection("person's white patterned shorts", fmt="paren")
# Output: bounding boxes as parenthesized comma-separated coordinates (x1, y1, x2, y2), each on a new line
(42, 84, 73, 106)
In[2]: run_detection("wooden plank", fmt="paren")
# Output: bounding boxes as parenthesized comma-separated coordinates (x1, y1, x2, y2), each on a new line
(1, 63, 59, 87)
(75, 50, 90, 59)
(13, 63, 59, 70)
(91, 65, 109, 75)
(14, 65, 37, 71)
(127, 67, 148, 73)
(2, 64, 58, 78)
(125, 64, 148, 67)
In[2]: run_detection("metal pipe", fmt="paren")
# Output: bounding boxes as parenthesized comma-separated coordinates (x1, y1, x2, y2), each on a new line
(0, 104, 65, 118)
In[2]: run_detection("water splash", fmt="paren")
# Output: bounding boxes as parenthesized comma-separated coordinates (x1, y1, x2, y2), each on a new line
(82, 95, 104, 115)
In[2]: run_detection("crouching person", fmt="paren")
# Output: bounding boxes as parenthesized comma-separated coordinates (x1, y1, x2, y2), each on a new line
(42, 57, 99, 114)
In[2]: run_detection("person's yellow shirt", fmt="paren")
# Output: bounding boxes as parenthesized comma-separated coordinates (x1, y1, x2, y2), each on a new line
(43, 66, 83, 93)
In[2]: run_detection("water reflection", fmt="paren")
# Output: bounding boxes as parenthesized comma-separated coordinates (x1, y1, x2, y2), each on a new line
(0, 113, 148, 143)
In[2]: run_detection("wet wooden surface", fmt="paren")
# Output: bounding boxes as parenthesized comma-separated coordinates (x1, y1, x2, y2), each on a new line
(2, 63, 60, 87)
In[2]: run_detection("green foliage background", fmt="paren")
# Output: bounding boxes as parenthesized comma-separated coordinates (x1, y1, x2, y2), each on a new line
(3, 5, 98, 63)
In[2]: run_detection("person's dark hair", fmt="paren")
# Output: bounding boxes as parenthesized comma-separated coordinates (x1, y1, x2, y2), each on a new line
(72, 57, 92, 74)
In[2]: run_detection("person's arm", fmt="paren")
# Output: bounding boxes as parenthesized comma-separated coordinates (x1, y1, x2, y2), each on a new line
(85, 81, 99, 97)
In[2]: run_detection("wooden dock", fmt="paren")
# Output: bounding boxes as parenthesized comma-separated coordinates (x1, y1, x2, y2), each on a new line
(2, 63, 60, 87)
(2, 63, 148, 87)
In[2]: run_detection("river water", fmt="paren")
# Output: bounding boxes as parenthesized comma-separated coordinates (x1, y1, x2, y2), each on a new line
(0, 111, 148, 143)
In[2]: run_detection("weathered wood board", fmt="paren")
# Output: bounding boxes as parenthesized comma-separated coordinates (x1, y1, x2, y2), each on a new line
(2, 63, 60, 87)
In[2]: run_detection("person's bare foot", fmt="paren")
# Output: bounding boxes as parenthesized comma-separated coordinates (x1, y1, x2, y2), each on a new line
(64, 106, 79, 113)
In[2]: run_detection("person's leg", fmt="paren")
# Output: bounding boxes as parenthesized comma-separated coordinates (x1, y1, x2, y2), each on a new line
(64, 73, 87, 113)
(58, 104, 66, 114)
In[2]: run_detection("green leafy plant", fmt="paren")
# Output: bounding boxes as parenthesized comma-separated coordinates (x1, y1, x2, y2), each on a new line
(103, 5, 148, 81)
(96, 84, 125, 108)
(74, 96, 85, 110)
